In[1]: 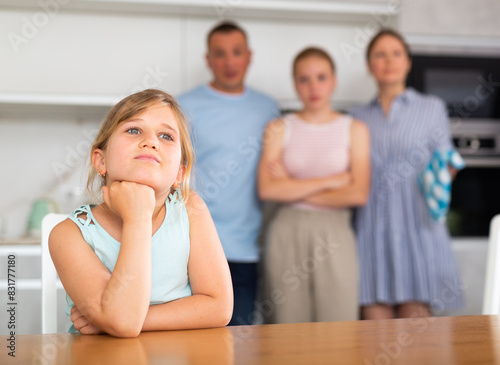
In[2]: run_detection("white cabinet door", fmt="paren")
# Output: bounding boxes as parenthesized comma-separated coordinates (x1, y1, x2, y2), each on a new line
(400, 0, 500, 38)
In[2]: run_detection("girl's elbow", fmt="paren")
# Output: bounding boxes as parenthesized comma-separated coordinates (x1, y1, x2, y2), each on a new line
(102, 313, 144, 338)
(348, 186, 369, 206)
(259, 188, 293, 203)
(258, 179, 287, 202)
(219, 308, 233, 327)
(355, 189, 369, 206)
(258, 184, 273, 201)
(106, 320, 143, 338)
(258, 189, 269, 201)
(259, 190, 281, 202)
(218, 293, 234, 327)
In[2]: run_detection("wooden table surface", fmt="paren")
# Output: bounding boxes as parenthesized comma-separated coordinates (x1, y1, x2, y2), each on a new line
(3, 315, 500, 364)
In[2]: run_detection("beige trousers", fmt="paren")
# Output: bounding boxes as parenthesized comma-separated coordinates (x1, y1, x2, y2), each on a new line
(262, 206, 359, 324)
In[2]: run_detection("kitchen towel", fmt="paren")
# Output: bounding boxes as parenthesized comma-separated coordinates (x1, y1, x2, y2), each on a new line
(418, 149, 465, 222)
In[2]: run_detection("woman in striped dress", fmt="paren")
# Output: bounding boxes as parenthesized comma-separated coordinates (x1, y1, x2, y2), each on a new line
(258, 47, 370, 323)
(350, 29, 464, 320)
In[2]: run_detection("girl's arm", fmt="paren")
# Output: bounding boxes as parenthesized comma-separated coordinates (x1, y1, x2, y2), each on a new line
(138, 192, 233, 331)
(302, 120, 371, 207)
(258, 119, 350, 203)
(67, 192, 232, 334)
(50, 181, 155, 338)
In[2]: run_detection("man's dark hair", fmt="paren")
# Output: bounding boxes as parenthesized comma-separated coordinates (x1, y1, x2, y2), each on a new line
(207, 21, 248, 48)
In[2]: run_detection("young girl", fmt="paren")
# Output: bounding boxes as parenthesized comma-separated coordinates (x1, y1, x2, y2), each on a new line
(50, 89, 233, 337)
(350, 29, 464, 319)
(258, 47, 370, 323)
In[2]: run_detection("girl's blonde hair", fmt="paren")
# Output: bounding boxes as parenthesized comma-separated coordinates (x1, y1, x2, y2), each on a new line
(87, 89, 194, 203)
(292, 47, 336, 76)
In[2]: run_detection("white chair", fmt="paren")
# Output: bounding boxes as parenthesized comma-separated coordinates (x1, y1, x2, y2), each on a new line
(482, 214, 500, 315)
(41, 213, 68, 333)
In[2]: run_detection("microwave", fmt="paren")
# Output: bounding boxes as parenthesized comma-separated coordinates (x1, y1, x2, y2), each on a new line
(407, 54, 500, 236)
(407, 54, 500, 159)
(407, 54, 500, 120)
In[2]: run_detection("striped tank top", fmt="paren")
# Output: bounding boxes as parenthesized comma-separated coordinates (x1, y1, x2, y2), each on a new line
(282, 113, 352, 211)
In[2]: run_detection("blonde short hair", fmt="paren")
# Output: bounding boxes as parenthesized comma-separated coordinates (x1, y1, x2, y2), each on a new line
(292, 47, 336, 76)
(87, 89, 194, 203)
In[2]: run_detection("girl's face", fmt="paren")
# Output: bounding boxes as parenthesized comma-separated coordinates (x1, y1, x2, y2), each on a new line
(368, 35, 411, 87)
(294, 56, 336, 111)
(93, 103, 184, 196)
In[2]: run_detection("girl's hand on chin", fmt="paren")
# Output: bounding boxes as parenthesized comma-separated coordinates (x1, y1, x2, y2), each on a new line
(102, 181, 156, 222)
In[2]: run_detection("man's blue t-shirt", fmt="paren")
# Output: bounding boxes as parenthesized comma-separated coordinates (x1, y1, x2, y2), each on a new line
(178, 84, 280, 262)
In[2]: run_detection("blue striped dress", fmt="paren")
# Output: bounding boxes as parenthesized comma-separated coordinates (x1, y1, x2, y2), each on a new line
(350, 88, 464, 311)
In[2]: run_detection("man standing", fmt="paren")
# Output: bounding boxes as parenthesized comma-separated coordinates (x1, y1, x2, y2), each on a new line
(178, 21, 279, 325)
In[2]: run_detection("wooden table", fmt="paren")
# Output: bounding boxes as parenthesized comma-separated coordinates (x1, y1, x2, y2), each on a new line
(4, 315, 500, 364)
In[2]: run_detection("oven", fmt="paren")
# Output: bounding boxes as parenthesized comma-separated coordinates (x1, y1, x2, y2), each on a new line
(407, 53, 500, 237)
(447, 120, 500, 237)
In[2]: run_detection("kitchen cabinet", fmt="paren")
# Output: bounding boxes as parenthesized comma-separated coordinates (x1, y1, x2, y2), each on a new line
(0, 92, 116, 119)
(400, 0, 500, 54)
(400, 0, 500, 38)
(2, 0, 394, 22)
(440, 238, 488, 317)
(1, 0, 390, 109)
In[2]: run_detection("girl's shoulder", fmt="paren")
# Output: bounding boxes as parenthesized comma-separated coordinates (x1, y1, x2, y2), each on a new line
(266, 115, 287, 129)
(183, 192, 215, 232)
(350, 117, 368, 129)
(334, 112, 367, 132)
(262, 116, 288, 146)
(48, 215, 88, 254)
(68, 204, 111, 233)
(185, 191, 204, 208)
(349, 118, 370, 143)
(184, 192, 208, 218)
(69, 205, 94, 225)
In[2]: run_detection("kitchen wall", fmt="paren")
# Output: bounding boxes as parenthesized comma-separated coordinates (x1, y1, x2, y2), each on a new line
(0, 5, 383, 238)
(0, 0, 499, 334)
(2, 0, 499, 238)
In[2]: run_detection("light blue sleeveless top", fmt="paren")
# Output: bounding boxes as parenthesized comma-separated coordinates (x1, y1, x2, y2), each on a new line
(65, 191, 192, 333)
